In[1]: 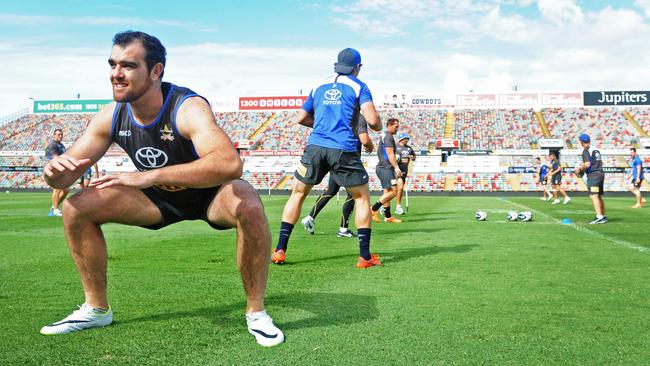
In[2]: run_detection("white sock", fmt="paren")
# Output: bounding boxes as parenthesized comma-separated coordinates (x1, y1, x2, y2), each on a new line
(339, 227, 348, 232)
(597, 215, 604, 219)
(246, 309, 268, 322)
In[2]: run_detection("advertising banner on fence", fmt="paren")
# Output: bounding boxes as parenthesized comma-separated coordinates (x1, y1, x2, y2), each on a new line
(538, 139, 564, 148)
(498, 93, 539, 107)
(33, 100, 113, 114)
(239, 96, 307, 110)
(541, 92, 582, 107)
(583, 91, 650, 106)
(456, 94, 497, 108)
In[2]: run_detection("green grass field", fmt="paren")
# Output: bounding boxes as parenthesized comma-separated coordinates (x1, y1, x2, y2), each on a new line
(1, 192, 649, 365)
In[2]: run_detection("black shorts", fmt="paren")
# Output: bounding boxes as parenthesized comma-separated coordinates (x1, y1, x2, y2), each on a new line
(398, 173, 408, 184)
(539, 176, 548, 184)
(551, 175, 562, 185)
(295, 145, 369, 187)
(587, 175, 605, 196)
(632, 178, 644, 189)
(140, 185, 228, 230)
(376, 166, 397, 189)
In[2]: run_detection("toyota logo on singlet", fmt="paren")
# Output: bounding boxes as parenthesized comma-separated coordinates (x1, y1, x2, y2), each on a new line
(325, 88, 342, 101)
(135, 147, 168, 168)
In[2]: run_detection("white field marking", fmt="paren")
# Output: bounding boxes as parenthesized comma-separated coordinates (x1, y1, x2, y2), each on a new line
(501, 198, 649, 253)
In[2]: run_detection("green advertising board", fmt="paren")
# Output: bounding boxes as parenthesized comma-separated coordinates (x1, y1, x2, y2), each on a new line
(33, 99, 113, 114)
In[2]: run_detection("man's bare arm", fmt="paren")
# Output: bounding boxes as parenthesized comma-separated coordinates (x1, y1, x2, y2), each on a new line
(385, 146, 401, 176)
(44, 104, 115, 189)
(360, 101, 381, 131)
(296, 110, 314, 128)
(359, 132, 373, 153)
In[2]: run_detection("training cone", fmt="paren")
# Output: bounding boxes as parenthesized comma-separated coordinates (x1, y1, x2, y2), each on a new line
(561, 218, 572, 225)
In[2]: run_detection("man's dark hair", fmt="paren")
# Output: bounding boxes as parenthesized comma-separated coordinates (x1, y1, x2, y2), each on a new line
(53, 128, 63, 135)
(631, 147, 637, 153)
(535, 157, 541, 161)
(387, 118, 399, 126)
(113, 30, 166, 79)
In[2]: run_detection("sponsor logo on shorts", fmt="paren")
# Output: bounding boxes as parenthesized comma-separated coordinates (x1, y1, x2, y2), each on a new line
(296, 162, 307, 177)
(135, 147, 168, 169)
(155, 184, 186, 192)
(590, 186, 601, 193)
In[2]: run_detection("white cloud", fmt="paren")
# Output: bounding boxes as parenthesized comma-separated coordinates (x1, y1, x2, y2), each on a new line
(537, 0, 584, 26)
(635, 0, 650, 17)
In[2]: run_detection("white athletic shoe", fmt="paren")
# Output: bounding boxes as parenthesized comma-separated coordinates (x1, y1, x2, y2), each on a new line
(53, 208, 63, 217)
(40, 304, 112, 335)
(246, 310, 284, 347)
(337, 228, 357, 238)
(301, 215, 315, 235)
(539, 197, 546, 201)
(395, 205, 405, 215)
(563, 197, 571, 204)
(552, 199, 560, 205)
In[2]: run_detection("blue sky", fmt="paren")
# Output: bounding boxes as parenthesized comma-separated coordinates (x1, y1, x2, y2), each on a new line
(1, 0, 650, 112)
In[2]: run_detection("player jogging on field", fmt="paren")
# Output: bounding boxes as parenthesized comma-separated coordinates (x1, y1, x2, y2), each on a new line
(45, 128, 69, 216)
(394, 132, 415, 215)
(574, 133, 607, 224)
(370, 118, 402, 223)
(271, 47, 383, 268)
(300, 115, 374, 238)
(40, 31, 283, 346)
(535, 156, 551, 201)
(628, 147, 646, 208)
(548, 152, 570, 205)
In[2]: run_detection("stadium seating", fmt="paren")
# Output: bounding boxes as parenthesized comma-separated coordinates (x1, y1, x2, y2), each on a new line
(0, 107, 646, 192)
(629, 107, 650, 135)
(543, 108, 636, 148)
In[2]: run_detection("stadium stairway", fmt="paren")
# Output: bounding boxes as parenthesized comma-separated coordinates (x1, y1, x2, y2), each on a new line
(511, 175, 522, 191)
(444, 111, 454, 138)
(248, 113, 277, 141)
(276, 175, 292, 190)
(444, 174, 455, 191)
(534, 111, 551, 138)
(622, 110, 648, 137)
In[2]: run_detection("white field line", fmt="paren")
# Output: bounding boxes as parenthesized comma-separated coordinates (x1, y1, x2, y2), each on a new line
(501, 198, 649, 254)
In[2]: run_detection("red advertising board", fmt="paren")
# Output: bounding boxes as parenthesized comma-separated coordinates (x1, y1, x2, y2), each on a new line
(239, 96, 307, 110)
(540, 92, 582, 106)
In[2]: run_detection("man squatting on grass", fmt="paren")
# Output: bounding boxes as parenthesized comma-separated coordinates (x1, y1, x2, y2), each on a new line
(40, 30, 284, 347)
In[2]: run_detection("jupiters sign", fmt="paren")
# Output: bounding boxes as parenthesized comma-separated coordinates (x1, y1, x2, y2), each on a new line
(583, 91, 650, 106)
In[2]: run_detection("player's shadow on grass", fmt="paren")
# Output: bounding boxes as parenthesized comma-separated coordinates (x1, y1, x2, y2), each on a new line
(116, 292, 378, 331)
(382, 244, 477, 264)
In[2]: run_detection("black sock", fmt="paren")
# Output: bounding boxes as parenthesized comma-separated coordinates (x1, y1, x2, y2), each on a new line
(372, 201, 383, 212)
(358, 228, 371, 260)
(341, 194, 354, 229)
(275, 221, 294, 251)
(384, 205, 392, 218)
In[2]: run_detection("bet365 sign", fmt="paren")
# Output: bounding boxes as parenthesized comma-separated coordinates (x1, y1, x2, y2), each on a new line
(583, 91, 649, 106)
(33, 99, 113, 114)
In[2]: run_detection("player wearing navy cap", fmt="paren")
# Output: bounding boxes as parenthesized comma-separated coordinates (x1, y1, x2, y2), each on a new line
(272, 48, 383, 268)
(394, 132, 415, 215)
(628, 147, 646, 208)
(574, 134, 607, 224)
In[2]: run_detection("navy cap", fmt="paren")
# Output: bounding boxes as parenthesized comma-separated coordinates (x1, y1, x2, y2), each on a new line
(397, 133, 410, 141)
(579, 133, 590, 143)
(334, 48, 361, 75)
